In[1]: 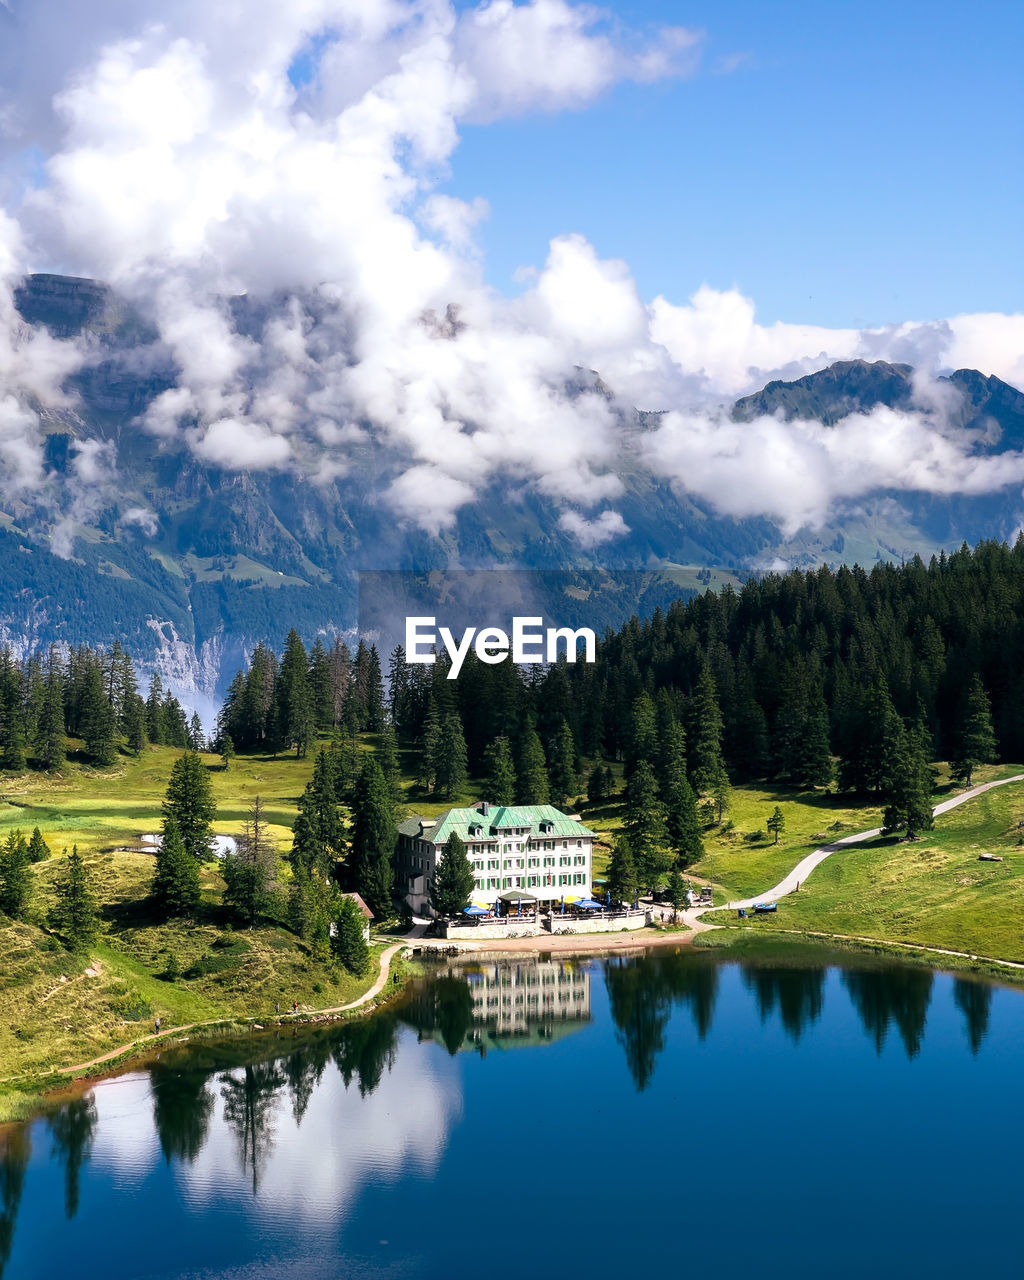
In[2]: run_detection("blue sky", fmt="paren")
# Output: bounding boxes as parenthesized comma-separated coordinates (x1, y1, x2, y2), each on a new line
(443, 0, 1023, 327)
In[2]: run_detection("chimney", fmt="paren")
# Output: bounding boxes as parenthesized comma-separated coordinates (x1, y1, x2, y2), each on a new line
(478, 801, 489, 816)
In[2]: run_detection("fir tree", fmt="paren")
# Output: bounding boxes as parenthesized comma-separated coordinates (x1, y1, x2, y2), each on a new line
(515, 719, 550, 805)
(689, 666, 730, 817)
(0, 830, 32, 920)
(766, 805, 786, 845)
(483, 736, 517, 804)
(624, 759, 668, 892)
(797, 688, 834, 789)
(80, 664, 117, 765)
(607, 836, 639, 906)
(38, 655, 67, 772)
(433, 712, 468, 799)
(308, 638, 335, 732)
(430, 831, 476, 918)
(122, 693, 147, 755)
(949, 675, 998, 788)
(276, 630, 315, 757)
(145, 673, 165, 745)
(50, 847, 99, 952)
(162, 751, 216, 862)
(348, 756, 395, 919)
(626, 691, 658, 778)
(151, 815, 201, 918)
(666, 867, 686, 919)
(26, 826, 50, 863)
(187, 712, 205, 751)
(223, 795, 281, 925)
(665, 774, 704, 866)
(548, 718, 580, 806)
(332, 895, 370, 975)
(883, 718, 935, 839)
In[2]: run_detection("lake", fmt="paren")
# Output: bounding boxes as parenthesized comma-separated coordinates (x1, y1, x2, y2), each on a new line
(1, 946, 1021, 1280)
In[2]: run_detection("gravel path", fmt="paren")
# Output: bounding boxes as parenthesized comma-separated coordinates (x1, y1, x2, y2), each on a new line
(682, 773, 1024, 929)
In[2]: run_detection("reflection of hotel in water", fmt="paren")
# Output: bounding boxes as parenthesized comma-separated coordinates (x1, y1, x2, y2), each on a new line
(466, 959, 591, 1049)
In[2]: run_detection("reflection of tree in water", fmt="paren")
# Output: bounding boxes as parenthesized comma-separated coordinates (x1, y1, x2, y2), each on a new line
(952, 978, 992, 1056)
(220, 1062, 286, 1194)
(151, 1068, 215, 1165)
(1, 1125, 31, 1277)
(283, 1037, 334, 1126)
(47, 1095, 98, 1219)
(605, 957, 670, 1091)
(741, 966, 826, 1042)
(401, 972, 476, 1055)
(841, 967, 933, 1059)
(605, 951, 722, 1091)
(332, 1014, 399, 1097)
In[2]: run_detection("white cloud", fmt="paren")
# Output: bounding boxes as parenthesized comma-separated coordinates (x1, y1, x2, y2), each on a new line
(558, 507, 630, 547)
(0, 1, 1020, 548)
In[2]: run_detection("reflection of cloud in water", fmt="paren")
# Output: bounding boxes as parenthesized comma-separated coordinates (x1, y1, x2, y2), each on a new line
(90, 1032, 461, 1224)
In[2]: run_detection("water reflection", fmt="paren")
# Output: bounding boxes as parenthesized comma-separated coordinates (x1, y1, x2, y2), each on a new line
(604, 950, 720, 1090)
(952, 978, 992, 1056)
(0, 1128, 29, 1276)
(47, 1097, 97, 1220)
(742, 966, 826, 1042)
(403, 959, 592, 1056)
(0, 951, 1013, 1279)
(151, 1068, 214, 1165)
(841, 967, 934, 1059)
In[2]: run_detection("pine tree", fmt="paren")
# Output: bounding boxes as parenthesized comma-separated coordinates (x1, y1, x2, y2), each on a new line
(187, 712, 205, 751)
(50, 847, 99, 952)
(38, 654, 67, 772)
(548, 719, 580, 806)
(418, 697, 441, 790)
(515, 719, 550, 805)
(796, 688, 834, 789)
(766, 805, 786, 845)
(80, 664, 117, 765)
(276, 630, 315, 757)
(0, 830, 32, 919)
(433, 712, 468, 799)
(607, 836, 639, 906)
(624, 759, 668, 892)
(388, 645, 413, 736)
(162, 751, 216, 862)
(377, 722, 403, 807)
(626, 691, 658, 777)
(949, 675, 998, 788)
(223, 795, 281, 925)
(689, 666, 730, 818)
(220, 735, 235, 771)
(586, 764, 610, 804)
(26, 826, 50, 863)
(348, 756, 395, 919)
(151, 815, 201, 918)
(146, 673, 166, 744)
(332, 895, 370, 975)
(483, 736, 517, 804)
(666, 867, 686, 918)
(430, 832, 476, 918)
(665, 775, 704, 866)
(122, 693, 147, 755)
(883, 717, 935, 839)
(308, 638, 334, 732)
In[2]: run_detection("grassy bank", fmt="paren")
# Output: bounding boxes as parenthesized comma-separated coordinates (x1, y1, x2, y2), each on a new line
(0, 744, 389, 1086)
(702, 765, 1024, 962)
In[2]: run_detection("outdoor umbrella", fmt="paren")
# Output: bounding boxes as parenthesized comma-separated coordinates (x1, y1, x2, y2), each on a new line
(577, 899, 603, 909)
(463, 905, 488, 915)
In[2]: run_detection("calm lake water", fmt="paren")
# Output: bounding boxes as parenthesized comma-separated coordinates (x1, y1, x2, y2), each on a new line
(2, 947, 1022, 1280)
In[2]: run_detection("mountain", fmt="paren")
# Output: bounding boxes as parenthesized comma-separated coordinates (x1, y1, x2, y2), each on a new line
(2, 274, 1023, 715)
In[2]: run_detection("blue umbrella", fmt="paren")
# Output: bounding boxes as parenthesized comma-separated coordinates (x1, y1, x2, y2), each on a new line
(605, 889, 611, 907)
(517, 897, 522, 916)
(463, 905, 488, 915)
(577, 898, 603, 909)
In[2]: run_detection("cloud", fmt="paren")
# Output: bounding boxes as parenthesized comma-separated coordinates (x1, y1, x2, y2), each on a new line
(558, 507, 630, 547)
(0, 1, 1020, 551)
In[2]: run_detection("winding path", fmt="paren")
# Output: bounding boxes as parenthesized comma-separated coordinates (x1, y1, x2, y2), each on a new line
(56, 925, 430, 1078)
(682, 773, 1024, 945)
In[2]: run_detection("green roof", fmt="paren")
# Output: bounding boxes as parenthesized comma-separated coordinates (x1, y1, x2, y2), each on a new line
(398, 804, 595, 844)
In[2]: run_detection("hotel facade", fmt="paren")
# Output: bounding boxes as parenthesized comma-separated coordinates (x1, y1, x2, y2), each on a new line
(396, 801, 595, 915)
